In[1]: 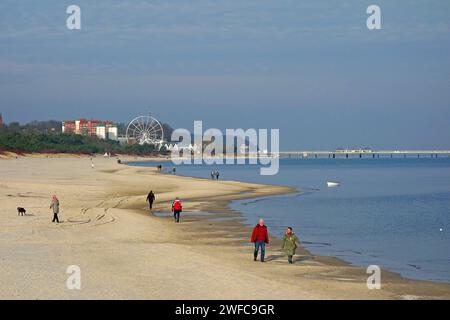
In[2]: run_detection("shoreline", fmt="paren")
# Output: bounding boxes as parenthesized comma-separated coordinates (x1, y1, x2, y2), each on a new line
(128, 161, 449, 286)
(124, 162, 450, 298)
(1, 156, 450, 299)
(126, 159, 448, 286)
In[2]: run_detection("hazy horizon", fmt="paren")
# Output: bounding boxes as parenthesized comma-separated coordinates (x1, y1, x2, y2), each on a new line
(1, 0, 449, 150)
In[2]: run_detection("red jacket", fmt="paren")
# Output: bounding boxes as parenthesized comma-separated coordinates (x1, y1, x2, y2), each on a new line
(172, 200, 182, 211)
(251, 224, 269, 243)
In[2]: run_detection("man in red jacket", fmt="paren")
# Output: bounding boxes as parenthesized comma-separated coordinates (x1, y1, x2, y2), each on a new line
(172, 197, 182, 223)
(251, 218, 270, 262)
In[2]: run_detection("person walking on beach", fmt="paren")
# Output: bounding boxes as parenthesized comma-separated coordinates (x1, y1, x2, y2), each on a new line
(50, 195, 60, 223)
(146, 190, 155, 210)
(215, 170, 220, 180)
(172, 197, 183, 223)
(281, 227, 299, 264)
(251, 218, 269, 262)
(211, 170, 215, 180)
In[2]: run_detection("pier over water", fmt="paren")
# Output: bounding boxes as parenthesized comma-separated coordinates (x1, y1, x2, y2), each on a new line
(278, 150, 450, 159)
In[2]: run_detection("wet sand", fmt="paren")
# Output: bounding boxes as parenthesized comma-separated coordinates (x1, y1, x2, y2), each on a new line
(1, 155, 450, 299)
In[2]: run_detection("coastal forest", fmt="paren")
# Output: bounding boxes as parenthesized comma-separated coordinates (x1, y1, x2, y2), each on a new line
(0, 121, 167, 155)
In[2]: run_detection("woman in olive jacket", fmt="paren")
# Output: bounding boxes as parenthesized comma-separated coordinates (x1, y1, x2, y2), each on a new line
(281, 227, 299, 264)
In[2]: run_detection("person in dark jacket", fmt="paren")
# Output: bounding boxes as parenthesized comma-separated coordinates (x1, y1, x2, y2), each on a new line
(146, 190, 155, 210)
(251, 218, 270, 262)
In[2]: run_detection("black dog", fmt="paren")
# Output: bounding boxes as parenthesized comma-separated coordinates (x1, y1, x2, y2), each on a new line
(17, 207, 26, 216)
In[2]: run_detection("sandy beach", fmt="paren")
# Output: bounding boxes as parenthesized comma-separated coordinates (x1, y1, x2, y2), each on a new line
(1, 155, 450, 299)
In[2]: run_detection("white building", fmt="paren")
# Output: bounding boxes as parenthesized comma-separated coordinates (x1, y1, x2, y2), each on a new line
(107, 125, 118, 141)
(96, 124, 107, 139)
(75, 120, 80, 134)
(96, 124, 118, 141)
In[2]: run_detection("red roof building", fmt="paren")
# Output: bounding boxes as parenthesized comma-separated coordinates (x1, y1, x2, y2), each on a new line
(62, 118, 116, 140)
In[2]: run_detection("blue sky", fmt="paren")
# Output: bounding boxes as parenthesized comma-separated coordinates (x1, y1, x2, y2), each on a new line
(1, 0, 449, 149)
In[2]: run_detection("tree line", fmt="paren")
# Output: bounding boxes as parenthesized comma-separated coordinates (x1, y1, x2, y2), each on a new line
(0, 120, 169, 155)
(0, 131, 168, 155)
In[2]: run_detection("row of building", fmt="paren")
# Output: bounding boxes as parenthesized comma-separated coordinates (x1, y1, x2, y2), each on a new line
(62, 119, 118, 141)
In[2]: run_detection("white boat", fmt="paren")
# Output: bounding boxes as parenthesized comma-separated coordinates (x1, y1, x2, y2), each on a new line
(326, 181, 340, 187)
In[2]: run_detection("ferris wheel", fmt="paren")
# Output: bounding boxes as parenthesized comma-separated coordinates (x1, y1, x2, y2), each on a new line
(126, 115, 164, 145)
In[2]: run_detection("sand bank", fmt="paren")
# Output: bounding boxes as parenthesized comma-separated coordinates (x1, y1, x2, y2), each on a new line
(1, 156, 449, 299)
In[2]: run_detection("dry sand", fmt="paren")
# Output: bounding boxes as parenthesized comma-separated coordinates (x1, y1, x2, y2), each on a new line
(1, 155, 450, 299)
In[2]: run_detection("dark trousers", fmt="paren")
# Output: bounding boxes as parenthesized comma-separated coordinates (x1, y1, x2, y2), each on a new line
(52, 213, 59, 223)
(149, 201, 153, 210)
(254, 241, 266, 262)
(288, 255, 293, 264)
(173, 210, 181, 222)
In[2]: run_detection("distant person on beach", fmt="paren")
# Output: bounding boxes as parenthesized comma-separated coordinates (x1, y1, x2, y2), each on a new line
(211, 170, 219, 180)
(172, 197, 183, 223)
(49, 195, 60, 223)
(251, 218, 269, 262)
(281, 227, 299, 264)
(146, 190, 155, 210)
(172, 167, 176, 174)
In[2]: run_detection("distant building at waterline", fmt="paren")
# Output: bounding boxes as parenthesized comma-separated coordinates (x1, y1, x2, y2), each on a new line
(0, 113, 3, 127)
(62, 118, 118, 141)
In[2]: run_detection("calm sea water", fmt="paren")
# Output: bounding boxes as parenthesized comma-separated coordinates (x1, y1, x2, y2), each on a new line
(130, 158, 450, 283)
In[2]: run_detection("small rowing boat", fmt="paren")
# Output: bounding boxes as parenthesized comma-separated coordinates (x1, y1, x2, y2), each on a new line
(326, 181, 340, 187)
